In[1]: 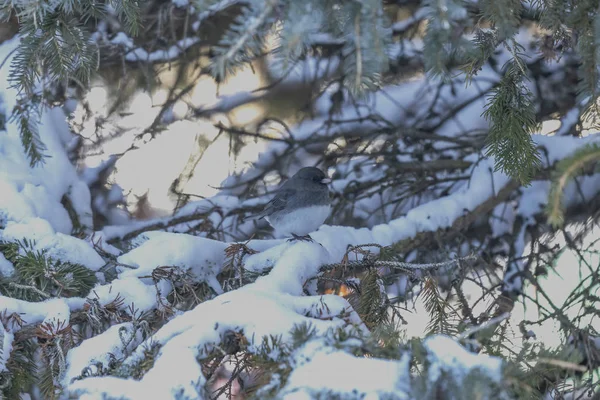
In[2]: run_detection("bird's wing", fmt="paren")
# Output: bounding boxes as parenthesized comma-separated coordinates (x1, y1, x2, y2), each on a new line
(256, 187, 296, 219)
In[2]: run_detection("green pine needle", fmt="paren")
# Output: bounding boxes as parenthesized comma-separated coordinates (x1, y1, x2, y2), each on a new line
(110, 0, 142, 36)
(483, 58, 541, 185)
(479, 0, 522, 39)
(462, 29, 498, 82)
(2, 0, 140, 166)
(0, 240, 97, 301)
(1, 338, 38, 398)
(10, 99, 47, 167)
(357, 269, 387, 330)
(421, 277, 456, 336)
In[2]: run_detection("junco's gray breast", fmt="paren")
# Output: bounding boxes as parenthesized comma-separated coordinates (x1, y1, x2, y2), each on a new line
(258, 167, 331, 237)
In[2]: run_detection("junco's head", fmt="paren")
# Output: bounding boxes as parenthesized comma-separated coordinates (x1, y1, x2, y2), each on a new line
(289, 167, 331, 186)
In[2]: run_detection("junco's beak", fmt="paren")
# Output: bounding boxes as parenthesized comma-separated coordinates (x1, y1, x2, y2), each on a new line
(321, 177, 332, 184)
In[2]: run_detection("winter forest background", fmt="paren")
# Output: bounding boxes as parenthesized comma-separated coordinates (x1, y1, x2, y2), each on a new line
(0, 0, 599, 399)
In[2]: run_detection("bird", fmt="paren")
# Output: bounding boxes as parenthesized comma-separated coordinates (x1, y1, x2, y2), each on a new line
(256, 167, 331, 241)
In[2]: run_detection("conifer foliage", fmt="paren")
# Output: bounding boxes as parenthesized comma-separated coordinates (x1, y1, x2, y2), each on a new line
(0, 0, 600, 399)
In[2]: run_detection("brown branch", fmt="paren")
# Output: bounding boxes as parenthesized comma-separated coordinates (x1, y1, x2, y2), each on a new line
(390, 179, 521, 254)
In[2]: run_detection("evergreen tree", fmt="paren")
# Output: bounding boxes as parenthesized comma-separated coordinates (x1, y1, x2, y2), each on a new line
(0, 0, 599, 399)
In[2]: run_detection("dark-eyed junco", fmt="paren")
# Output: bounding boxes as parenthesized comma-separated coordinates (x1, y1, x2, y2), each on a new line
(257, 167, 331, 241)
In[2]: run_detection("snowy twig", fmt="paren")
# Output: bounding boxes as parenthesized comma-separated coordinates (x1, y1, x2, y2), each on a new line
(457, 312, 510, 340)
(319, 253, 476, 274)
(8, 282, 51, 299)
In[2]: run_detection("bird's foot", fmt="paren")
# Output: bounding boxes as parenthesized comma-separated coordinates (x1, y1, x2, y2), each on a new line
(288, 234, 314, 242)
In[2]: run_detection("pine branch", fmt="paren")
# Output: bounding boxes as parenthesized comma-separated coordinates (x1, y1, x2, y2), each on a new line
(342, 0, 390, 94)
(0, 240, 97, 301)
(7, 282, 51, 299)
(462, 28, 498, 81)
(422, 0, 470, 77)
(210, 0, 276, 80)
(421, 277, 455, 336)
(319, 253, 476, 274)
(356, 269, 386, 330)
(575, 5, 600, 121)
(480, 0, 522, 39)
(0, 336, 37, 399)
(110, 0, 142, 35)
(9, 98, 47, 167)
(483, 57, 541, 185)
(2, 0, 139, 166)
(546, 143, 600, 227)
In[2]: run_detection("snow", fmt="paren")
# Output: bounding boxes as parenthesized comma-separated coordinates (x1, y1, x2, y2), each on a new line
(194, 0, 241, 31)
(102, 127, 584, 276)
(102, 195, 245, 241)
(0, 252, 14, 277)
(88, 277, 158, 315)
(116, 232, 228, 294)
(490, 202, 516, 237)
(110, 30, 201, 63)
(1, 218, 55, 242)
(508, 218, 600, 350)
(0, 16, 598, 400)
(0, 323, 14, 373)
(268, 56, 340, 86)
(0, 180, 36, 226)
(194, 90, 264, 115)
(424, 335, 503, 383)
(40, 297, 73, 330)
(1, 220, 106, 271)
(171, 0, 189, 7)
(244, 240, 295, 272)
(0, 38, 97, 265)
(555, 107, 581, 136)
(110, 32, 134, 47)
(0, 275, 158, 331)
(69, 376, 151, 400)
(97, 125, 600, 311)
(137, 39, 200, 62)
(70, 286, 366, 399)
(18, 181, 73, 232)
(0, 296, 82, 331)
(217, 66, 499, 196)
(0, 32, 150, 347)
(68, 180, 94, 229)
(282, 341, 411, 399)
(249, 241, 331, 295)
(63, 322, 144, 387)
(35, 233, 106, 271)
